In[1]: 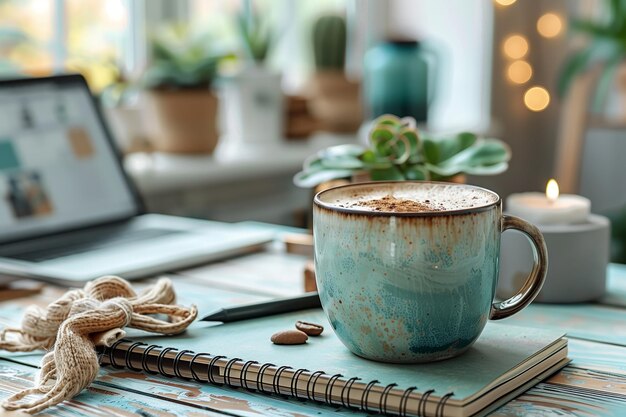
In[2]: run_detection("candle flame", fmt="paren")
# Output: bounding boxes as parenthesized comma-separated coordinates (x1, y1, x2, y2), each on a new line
(546, 179, 559, 202)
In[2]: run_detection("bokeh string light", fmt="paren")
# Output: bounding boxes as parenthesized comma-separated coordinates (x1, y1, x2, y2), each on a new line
(497, 0, 560, 112)
(507, 60, 533, 85)
(537, 13, 563, 38)
(524, 86, 550, 112)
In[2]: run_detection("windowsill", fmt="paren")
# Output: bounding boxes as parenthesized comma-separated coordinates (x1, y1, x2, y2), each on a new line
(124, 132, 358, 195)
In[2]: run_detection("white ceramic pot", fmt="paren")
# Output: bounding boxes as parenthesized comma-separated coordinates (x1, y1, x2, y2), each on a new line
(221, 66, 284, 145)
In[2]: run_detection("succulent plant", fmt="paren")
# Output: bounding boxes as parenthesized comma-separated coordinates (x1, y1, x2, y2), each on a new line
(236, 10, 272, 64)
(312, 14, 347, 71)
(293, 114, 511, 188)
(142, 25, 226, 89)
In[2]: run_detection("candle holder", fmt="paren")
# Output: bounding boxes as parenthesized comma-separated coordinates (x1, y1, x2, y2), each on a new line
(498, 214, 610, 303)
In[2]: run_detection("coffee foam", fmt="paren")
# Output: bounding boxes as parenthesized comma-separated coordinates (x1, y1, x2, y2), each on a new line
(318, 183, 498, 213)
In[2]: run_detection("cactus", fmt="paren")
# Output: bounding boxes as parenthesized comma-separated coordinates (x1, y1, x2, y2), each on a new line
(312, 15, 347, 71)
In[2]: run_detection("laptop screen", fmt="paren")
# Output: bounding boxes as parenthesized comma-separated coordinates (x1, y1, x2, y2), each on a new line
(0, 76, 139, 243)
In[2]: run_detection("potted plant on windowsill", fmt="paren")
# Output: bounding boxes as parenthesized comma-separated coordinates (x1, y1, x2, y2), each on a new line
(293, 114, 511, 189)
(220, 9, 284, 148)
(141, 26, 226, 154)
(308, 14, 362, 133)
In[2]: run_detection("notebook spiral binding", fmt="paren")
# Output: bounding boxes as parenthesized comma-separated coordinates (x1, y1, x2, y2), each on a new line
(103, 340, 454, 417)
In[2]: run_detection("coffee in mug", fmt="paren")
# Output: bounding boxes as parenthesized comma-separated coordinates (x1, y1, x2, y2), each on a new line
(313, 181, 547, 363)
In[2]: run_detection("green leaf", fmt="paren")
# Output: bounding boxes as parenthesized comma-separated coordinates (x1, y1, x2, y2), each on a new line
(360, 149, 377, 163)
(463, 162, 509, 176)
(429, 139, 511, 177)
(557, 42, 625, 98)
(404, 165, 428, 180)
(317, 144, 365, 159)
(592, 54, 622, 112)
(422, 139, 440, 165)
(370, 166, 405, 181)
(426, 164, 461, 178)
(320, 155, 365, 170)
(570, 19, 615, 38)
(292, 168, 354, 188)
(439, 133, 478, 163)
(143, 26, 225, 89)
(373, 114, 402, 127)
(398, 128, 420, 157)
(360, 150, 391, 168)
(455, 132, 479, 151)
(370, 126, 395, 143)
(236, 11, 272, 63)
(420, 132, 477, 165)
(557, 48, 594, 97)
(386, 134, 410, 164)
(302, 155, 324, 171)
(449, 140, 509, 166)
(428, 161, 509, 177)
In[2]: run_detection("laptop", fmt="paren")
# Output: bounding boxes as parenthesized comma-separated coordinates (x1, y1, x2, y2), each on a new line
(0, 74, 273, 285)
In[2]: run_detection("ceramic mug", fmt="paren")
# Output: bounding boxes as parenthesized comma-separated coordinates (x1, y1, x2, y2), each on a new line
(313, 181, 548, 363)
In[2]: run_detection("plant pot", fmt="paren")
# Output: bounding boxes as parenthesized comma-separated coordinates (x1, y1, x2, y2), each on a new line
(308, 71, 363, 133)
(143, 89, 219, 154)
(221, 67, 284, 145)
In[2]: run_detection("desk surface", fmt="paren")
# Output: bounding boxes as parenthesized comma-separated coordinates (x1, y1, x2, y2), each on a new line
(1, 243, 626, 416)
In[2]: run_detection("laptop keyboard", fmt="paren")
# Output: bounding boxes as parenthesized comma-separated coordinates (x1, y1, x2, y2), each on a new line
(0, 227, 181, 263)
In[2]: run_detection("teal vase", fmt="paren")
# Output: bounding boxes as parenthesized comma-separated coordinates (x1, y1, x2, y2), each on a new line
(364, 40, 436, 123)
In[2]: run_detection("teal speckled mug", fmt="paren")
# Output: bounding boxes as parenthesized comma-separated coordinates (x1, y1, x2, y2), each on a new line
(313, 181, 547, 363)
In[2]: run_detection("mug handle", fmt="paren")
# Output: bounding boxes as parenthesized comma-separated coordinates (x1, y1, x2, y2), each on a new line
(490, 215, 548, 320)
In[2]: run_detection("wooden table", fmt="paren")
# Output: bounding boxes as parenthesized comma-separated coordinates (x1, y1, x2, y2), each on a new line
(1, 240, 626, 416)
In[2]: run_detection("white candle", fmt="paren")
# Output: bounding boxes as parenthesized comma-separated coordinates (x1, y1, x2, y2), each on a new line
(506, 179, 591, 225)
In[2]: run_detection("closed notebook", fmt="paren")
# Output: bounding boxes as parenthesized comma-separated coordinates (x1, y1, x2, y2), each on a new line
(101, 309, 568, 417)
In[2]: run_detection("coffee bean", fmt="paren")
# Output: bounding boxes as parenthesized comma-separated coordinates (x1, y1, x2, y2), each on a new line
(295, 321, 324, 336)
(271, 329, 308, 345)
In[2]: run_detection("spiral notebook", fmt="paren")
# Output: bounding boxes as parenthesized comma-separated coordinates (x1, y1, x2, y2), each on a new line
(101, 310, 568, 417)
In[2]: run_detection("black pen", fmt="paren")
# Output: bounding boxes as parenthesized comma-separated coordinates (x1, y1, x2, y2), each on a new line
(201, 292, 322, 323)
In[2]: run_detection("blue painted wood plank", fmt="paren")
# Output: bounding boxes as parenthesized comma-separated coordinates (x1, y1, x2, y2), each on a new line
(0, 360, 226, 416)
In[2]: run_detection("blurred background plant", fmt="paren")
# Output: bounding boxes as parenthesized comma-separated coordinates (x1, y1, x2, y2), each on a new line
(558, 0, 626, 112)
(294, 114, 511, 187)
(140, 24, 232, 154)
(236, 8, 273, 65)
(142, 25, 229, 90)
(221, 6, 284, 150)
(308, 13, 362, 133)
(312, 14, 346, 71)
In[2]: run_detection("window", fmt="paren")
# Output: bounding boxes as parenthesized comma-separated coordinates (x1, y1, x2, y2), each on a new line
(0, 0, 133, 91)
(188, 0, 349, 93)
(1, 0, 352, 93)
(0, 0, 55, 75)
(1, 1, 489, 132)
